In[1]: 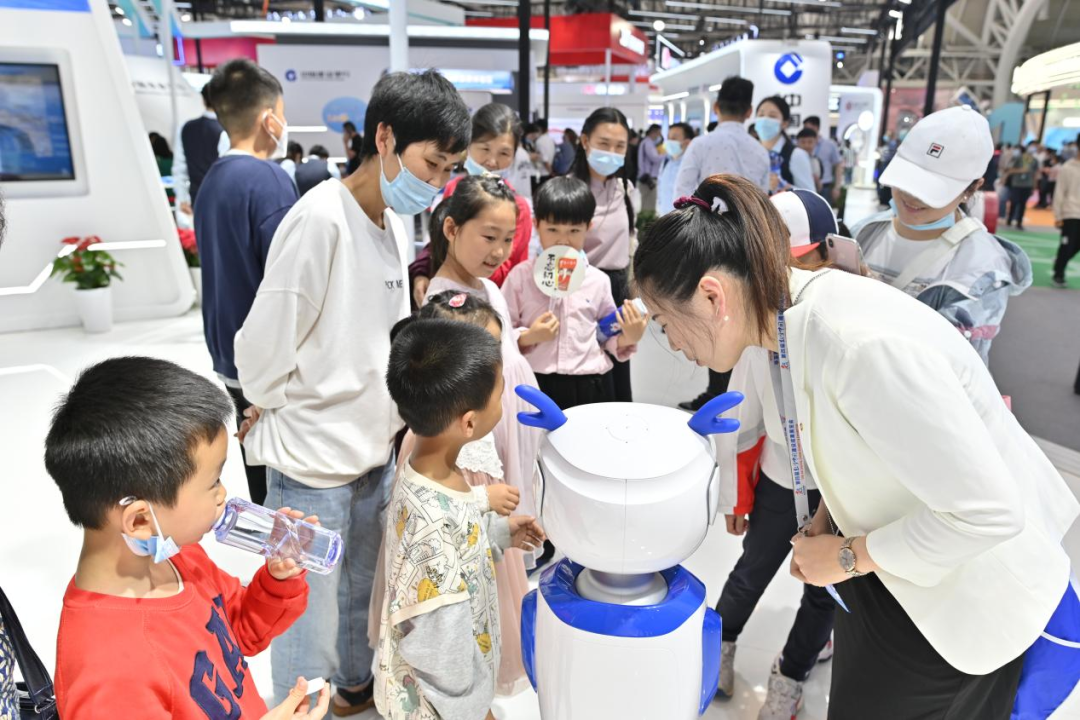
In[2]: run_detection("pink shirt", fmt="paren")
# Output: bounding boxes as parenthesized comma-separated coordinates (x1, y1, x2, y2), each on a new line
(585, 177, 635, 271)
(502, 258, 636, 376)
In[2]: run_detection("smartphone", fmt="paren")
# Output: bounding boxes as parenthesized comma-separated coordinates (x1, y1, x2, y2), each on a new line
(825, 234, 864, 274)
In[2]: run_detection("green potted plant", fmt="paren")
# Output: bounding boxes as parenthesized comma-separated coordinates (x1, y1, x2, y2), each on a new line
(51, 236, 123, 333)
(179, 228, 201, 307)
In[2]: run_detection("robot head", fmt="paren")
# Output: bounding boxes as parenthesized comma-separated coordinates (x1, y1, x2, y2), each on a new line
(518, 387, 743, 574)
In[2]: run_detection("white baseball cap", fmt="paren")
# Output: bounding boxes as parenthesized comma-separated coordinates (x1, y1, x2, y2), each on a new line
(879, 105, 993, 209)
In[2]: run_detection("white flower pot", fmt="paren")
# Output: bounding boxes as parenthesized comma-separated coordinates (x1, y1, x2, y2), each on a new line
(190, 267, 202, 308)
(75, 286, 113, 334)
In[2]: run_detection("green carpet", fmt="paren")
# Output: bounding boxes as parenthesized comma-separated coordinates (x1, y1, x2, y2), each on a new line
(997, 227, 1078, 289)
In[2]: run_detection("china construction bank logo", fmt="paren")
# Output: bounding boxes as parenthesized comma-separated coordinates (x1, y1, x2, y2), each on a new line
(774, 54, 804, 85)
(285, 69, 297, 82)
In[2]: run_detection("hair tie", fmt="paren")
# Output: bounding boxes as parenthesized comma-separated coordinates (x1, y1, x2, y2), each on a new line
(711, 196, 728, 214)
(448, 293, 468, 308)
(674, 196, 710, 212)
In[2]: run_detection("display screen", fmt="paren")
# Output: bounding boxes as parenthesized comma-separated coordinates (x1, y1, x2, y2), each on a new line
(0, 63, 75, 182)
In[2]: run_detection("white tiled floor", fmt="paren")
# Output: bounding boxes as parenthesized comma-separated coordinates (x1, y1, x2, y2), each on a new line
(2, 309, 1079, 719)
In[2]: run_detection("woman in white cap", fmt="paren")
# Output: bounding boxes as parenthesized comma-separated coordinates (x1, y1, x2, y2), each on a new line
(852, 105, 1032, 365)
(712, 190, 839, 720)
(635, 174, 1079, 719)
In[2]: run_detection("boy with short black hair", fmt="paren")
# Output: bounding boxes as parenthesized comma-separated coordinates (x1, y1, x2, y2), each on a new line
(234, 69, 472, 712)
(502, 176, 647, 410)
(48, 357, 328, 720)
(376, 319, 543, 720)
(195, 57, 298, 507)
(796, 127, 823, 190)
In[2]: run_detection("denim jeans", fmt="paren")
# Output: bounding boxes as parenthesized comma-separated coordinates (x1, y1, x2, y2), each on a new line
(266, 457, 394, 702)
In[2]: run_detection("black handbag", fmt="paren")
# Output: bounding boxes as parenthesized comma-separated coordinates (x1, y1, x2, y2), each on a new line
(0, 586, 58, 719)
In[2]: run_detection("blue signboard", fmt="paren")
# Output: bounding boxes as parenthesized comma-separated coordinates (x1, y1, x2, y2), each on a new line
(0, 0, 90, 11)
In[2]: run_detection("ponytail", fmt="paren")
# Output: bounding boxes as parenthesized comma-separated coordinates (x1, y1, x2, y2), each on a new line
(633, 174, 791, 340)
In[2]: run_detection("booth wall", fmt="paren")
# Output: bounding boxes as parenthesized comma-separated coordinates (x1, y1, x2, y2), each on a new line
(257, 43, 535, 159)
(0, 1, 192, 333)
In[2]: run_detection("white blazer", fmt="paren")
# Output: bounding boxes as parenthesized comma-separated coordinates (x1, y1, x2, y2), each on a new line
(750, 268, 1078, 675)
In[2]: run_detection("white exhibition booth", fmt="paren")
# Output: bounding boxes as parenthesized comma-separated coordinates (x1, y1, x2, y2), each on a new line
(0, 0, 192, 334)
(651, 40, 834, 134)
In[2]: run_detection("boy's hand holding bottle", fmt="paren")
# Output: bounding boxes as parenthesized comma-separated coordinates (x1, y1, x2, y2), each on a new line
(266, 507, 322, 581)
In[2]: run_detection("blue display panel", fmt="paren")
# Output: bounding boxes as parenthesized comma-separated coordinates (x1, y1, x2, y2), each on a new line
(0, 63, 76, 182)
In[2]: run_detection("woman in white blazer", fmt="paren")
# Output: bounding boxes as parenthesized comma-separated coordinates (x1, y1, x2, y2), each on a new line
(633, 174, 1079, 718)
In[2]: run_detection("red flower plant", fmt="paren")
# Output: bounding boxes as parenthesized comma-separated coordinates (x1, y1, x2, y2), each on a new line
(52, 236, 123, 290)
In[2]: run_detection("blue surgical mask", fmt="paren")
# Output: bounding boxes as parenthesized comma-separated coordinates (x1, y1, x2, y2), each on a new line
(379, 151, 440, 215)
(464, 154, 509, 179)
(586, 148, 625, 177)
(755, 117, 783, 142)
(119, 497, 181, 564)
(667, 141, 684, 160)
(889, 198, 957, 231)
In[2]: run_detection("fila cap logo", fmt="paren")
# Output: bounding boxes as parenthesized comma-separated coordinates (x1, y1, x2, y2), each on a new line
(927, 143, 944, 158)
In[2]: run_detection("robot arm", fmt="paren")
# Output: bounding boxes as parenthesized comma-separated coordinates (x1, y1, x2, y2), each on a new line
(699, 608, 723, 714)
(521, 590, 539, 691)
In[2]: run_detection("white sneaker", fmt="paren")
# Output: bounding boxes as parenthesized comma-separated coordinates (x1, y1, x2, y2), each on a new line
(716, 641, 737, 698)
(757, 659, 804, 720)
(816, 636, 834, 663)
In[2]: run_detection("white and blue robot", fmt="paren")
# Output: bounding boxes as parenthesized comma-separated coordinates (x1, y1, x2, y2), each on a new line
(515, 386, 744, 719)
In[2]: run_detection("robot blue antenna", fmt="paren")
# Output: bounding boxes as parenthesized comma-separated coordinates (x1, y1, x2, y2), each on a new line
(515, 385, 568, 431)
(688, 391, 744, 437)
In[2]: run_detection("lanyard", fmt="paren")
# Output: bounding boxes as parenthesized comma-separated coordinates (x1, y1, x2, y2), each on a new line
(769, 304, 813, 533)
(770, 271, 851, 612)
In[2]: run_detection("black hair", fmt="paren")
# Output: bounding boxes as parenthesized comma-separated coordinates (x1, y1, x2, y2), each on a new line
(472, 102, 524, 151)
(563, 128, 578, 143)
(570, 107, 635, 234)
(309, 144, 330, 159)
(386, 319, 502, 438)
(421, 290, 503, 331)
(44, 357, 233, 530)
(534, 176, 596, 226)
(524, 122, 541, 136)
(716, 76, 754, 117)
(707, 121, 719, 133)
(669, 122, 696, 140)
(633, 174, 792, 342)
(200, 83, 213, 109)
(804, 115, 822, 129)
(646, 123, 662, 135)
(429, 174, 518, 274)
(360, 70, 471, 161)
(758, 95, 792, 123)
(343, 121, 357, 134)
(206, 58, 283, 138)
(796, 128, 817, 141)
(149, 132, 172, 160)
(536, 119, 549, 132)
(287, 141, 304, 161)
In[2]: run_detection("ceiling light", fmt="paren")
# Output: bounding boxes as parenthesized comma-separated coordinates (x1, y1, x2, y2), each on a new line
(700, 38, 706, 45)
(763, 0, 842, 7)
(121, 16, 132, 25)
(840, 27, 877, 35)
(114, 5, 124, 15)
(654, 19, 666, 31)
(837, 61, 844, 68)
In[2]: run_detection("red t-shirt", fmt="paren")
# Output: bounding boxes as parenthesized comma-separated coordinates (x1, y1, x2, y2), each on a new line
(56, 544, 308, 719)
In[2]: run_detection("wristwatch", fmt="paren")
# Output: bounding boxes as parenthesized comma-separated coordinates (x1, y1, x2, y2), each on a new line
(839, 536, 866, 578)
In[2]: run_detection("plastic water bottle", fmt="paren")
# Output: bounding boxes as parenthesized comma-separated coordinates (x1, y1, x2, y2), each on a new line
(212, 497, 343, 575)
(597, 298, 648, 342)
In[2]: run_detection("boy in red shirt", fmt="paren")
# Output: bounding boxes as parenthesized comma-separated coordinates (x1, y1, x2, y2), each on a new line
(46, 357, 330, 719)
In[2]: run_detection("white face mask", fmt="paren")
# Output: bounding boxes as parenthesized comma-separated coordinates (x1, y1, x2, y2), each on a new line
(265, 111, 289, 161)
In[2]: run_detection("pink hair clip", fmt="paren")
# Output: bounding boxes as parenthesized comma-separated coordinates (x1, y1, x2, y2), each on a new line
(448, 293, 468, 308)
